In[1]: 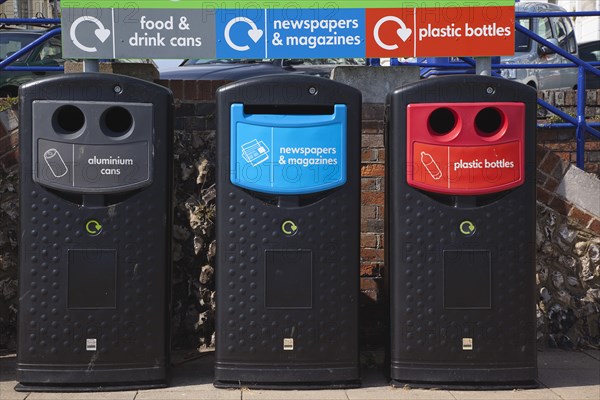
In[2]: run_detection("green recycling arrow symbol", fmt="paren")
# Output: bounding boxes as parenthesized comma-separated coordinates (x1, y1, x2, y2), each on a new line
(281, 220, 298, 236)
(459, 220, 476, 236)
(85, 219, 103, 236)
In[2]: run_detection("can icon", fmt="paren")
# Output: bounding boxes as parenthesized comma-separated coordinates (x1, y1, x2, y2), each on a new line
(43, 148, 68, 178)
(421, 151, 442, 180)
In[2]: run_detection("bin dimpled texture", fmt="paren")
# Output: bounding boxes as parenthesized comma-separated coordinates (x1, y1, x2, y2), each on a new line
(215, 75, 361, 389)
(385, 75, 538, 387)
(16, 73, 173, 391)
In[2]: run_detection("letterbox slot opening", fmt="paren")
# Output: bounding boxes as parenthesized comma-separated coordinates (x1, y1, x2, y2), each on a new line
(45, 188, 143, 206)
(102, 106, 134, 137)
(53, 105, 85, 134)
(419, 191, 512, 208)
(243, 104, 334, 115)
(475, 107, 504, 137)
(245, 189, 335, 207)
(46, 188, 83, 205)
(428, 107, 457, 136)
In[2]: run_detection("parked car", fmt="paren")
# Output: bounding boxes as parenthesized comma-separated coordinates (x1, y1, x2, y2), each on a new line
(415, 3, 579, 90)
(500, 2, 578, 90)
(579, 40, 600, 89)
(418, 56, 501, 78)
(159, 58, 365, 81)
(0, 28, 63, 97)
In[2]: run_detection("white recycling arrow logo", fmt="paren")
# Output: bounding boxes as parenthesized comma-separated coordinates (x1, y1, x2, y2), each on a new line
(224, 17, 263, 52)
(374, 16, 412, 51)
(70, 16, 111, 53)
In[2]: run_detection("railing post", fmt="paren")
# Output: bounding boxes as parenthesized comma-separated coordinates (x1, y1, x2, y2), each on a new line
(475, 57, 492, 76)
(83, 60, 100, 73)
(576, 66, 587, 170)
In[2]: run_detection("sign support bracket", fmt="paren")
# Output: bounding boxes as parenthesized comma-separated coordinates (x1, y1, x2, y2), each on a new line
(83, 60, 100, 73)
(475, 57, 492, 76)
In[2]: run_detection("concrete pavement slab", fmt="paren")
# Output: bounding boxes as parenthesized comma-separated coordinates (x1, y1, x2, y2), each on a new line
(449, 388, 561, 400)
(242, 388, 349, 400)
(136, 389, 241, 400)
(346, 387, 454, 400)
(538, 349, 600, 370)
(582, 349, 600, 361)
(0, 383, 28, 400)
(26, 392, 138, 400)
(162, 353, 215, 390)
(538, 349, 600, 400)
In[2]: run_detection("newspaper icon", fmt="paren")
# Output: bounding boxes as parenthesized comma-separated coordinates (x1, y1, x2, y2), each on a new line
(241, 139, 270, 166)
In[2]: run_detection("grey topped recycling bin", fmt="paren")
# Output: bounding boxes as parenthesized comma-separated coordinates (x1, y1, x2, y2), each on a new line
(215, 75, 361, 389)
(16, 73, 172, 391)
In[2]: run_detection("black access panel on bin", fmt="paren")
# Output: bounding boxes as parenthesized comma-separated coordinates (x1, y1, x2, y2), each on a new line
(215, 75, 361, 389)
(385, 75, 538, 387)
(16, 73, 172, 391)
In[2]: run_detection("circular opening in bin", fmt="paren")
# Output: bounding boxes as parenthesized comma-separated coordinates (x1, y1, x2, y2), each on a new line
(475, 107, 505, 137)
(102, 106, 133, 137)
(428, 107, 457, 136)
(53, 105, 85, 134)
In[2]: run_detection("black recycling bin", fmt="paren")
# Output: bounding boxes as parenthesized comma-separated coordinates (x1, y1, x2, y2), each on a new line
(215, 75, 361, 389)
(385, 75, 538, 387)
(16, 73, 172, 391)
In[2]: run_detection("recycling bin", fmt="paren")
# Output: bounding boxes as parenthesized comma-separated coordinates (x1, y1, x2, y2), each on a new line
(16, 73, 172, 391)
(385, 75, 537, 387)
(215, 75, 361, 388)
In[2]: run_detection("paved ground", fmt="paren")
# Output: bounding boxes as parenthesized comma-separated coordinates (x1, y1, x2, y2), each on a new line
(0, 349, 598, 400)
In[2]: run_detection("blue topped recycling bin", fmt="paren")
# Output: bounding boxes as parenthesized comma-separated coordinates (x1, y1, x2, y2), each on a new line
(215, 75, 361, 389)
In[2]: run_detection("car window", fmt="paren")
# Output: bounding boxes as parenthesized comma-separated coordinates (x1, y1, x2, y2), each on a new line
(515, 18, 532, 52)
(183, 59, 266, 65)
(551, 16, 576, 53)
(537, 17, 553, 41)
(0, 33, 37, 60)
(553, 17, 567, 41)
(38, 37, 62, 61)
(298, 58, 365, 66)
(563, 17, 577, 54)
(579, 43, 600, 62)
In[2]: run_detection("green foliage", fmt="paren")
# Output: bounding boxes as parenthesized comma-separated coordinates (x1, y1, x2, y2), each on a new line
(0, 97, 18, 112)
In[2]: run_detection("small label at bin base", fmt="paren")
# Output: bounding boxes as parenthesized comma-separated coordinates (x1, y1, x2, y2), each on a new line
(283, 338, 294, 351)
(86, 338, 97, 351)
(462, 338, 473, 351)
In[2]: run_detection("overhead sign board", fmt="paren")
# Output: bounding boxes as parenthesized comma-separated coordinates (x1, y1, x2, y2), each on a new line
(61, 1, 515, 59)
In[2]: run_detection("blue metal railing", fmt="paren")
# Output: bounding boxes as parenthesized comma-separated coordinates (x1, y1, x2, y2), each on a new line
(513, 20, 600, 170)
(0, 18, 63, 72)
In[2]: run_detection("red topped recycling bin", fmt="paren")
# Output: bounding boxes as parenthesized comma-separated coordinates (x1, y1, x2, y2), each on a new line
(385, 75, 538, 388)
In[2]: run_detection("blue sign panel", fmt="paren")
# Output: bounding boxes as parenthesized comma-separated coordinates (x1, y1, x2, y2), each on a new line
(216, 9, 266, 58)
(267, 9, 365, 58)
(230, 104, 347, 195)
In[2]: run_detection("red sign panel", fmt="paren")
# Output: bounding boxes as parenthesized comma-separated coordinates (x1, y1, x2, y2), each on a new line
(411, 141, 522, 194)
(366, 6, 514, 57)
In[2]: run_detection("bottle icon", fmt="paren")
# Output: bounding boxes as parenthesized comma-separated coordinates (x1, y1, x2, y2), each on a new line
(421, 151, 442, 180)
(43, 148, 68, 178)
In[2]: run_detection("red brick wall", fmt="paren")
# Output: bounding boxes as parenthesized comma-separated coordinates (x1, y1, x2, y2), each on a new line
(538, 89, 600, 177)
(537, 145, 600, 234)
(359, 104, 385, 303)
